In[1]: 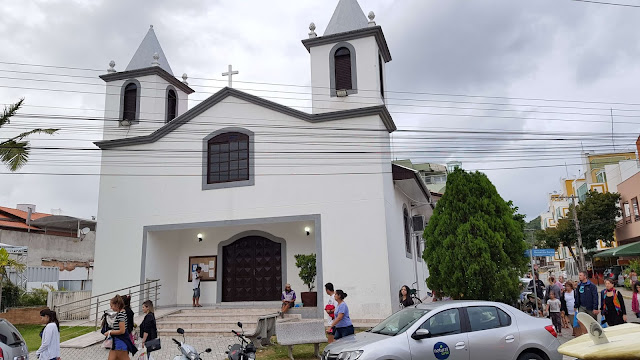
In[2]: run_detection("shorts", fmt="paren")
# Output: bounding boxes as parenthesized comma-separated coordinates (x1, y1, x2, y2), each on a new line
(333, 325, 354, 340)
(578, 306, 597, 320)
(193, 287, 200, 299)
(113, 337, 128, 351)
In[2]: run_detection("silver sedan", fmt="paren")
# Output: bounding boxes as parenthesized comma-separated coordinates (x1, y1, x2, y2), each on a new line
(323, 300, 562, 360)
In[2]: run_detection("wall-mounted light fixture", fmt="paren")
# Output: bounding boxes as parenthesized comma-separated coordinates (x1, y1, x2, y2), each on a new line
(304, 227, 311, 236)
(197, 233, 203, 242)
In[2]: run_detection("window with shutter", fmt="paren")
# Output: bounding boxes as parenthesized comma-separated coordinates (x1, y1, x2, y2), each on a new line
(404, 207, 412, 256)
(334, 47, 352, 91)
(167, 89, 177, 122)
(122, 83, 137, 122)
(379, 55, 385, 98)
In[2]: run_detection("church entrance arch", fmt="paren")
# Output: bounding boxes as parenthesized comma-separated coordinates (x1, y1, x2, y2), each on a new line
(221, 235, 283, 302)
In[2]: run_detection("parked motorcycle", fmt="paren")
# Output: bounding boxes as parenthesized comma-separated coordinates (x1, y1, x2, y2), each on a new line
(226, 322, 257, 360)
(172, 328, 212, 360)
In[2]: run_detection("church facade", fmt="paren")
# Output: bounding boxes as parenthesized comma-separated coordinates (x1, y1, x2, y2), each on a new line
(92, 0, 432, 320)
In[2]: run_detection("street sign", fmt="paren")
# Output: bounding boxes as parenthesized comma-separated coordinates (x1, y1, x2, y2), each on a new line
(524, 249, 556, 257)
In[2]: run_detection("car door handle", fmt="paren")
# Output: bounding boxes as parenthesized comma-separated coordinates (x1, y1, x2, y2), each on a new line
(505, 335, 515, 343)
(455, 341, 466, 349)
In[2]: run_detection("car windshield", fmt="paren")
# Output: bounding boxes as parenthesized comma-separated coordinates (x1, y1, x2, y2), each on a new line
(370, 308, 429, 336)
(0, 321, 23, 346)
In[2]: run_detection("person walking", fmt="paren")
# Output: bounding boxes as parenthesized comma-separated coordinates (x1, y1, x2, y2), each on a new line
(123, 295, 135, 343)
(330, 290, 354, 340)
(192, 266, 202, 307)
(280, 284, 296, 317)
(104, 295, 137, 359)
(546, 291, 562, 335)
(139, 300, 157, 350)
(36, 309, 60, 360)
(574, 271, 599, 335)
(544, 276, 561, 304)
(399, 285, 414, 309)
(562, 282, 576, 332)
(529, 273, 545, 302)
(632, 281, 640, 319)
(324, 283, 337, 343)
(600, 279, 627, 326)
(558, 275, 566, 290)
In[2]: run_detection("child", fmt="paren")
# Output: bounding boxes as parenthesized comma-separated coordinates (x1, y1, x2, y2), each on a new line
(546, 291, 562, 335)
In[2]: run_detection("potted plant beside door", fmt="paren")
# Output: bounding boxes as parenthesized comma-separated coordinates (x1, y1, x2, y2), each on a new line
(294, 253, 317, 307)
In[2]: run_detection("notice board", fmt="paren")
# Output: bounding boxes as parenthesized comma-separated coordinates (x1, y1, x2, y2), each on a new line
(188, 255, 217, 282)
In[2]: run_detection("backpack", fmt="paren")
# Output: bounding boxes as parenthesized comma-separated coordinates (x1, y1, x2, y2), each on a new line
(101, 310, 117, 334)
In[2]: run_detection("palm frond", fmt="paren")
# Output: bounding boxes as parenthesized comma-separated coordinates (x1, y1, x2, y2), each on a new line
(0, 140, 29, 171)
(10, 128, 59, 142)
(0, 99, 24, 128)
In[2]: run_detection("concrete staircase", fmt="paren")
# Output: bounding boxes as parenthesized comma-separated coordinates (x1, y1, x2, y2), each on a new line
(156, 306, 301, 338)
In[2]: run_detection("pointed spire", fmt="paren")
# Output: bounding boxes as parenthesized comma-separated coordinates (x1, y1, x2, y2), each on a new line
(126, 25, 174, 75)
(324, 0, 369, 36)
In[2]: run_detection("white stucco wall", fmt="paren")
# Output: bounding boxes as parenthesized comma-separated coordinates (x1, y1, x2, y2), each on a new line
(310, 36, 385, 113)
(0, 230, 95, 266)
(93, 95, 396, 318)
(102, 74, 189, 141)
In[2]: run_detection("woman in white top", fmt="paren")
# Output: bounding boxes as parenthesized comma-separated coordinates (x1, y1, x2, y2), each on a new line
(36, 308, 60, 360)
(562, 282, 577, 335)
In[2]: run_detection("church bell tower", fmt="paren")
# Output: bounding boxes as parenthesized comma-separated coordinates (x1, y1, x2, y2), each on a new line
(302, 0, 392, 114)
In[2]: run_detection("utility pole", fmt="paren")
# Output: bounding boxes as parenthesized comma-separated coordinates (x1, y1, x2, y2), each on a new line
(569, 195, 586, 272)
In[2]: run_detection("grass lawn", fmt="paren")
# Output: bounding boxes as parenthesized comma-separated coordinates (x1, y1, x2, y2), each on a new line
(15, 325, 95, 351)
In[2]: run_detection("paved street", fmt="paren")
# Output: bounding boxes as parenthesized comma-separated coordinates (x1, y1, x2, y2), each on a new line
(30, 336, 238, 360)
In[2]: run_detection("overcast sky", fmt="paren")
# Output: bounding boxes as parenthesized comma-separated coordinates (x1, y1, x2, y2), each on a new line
(1, 0, 640, 221)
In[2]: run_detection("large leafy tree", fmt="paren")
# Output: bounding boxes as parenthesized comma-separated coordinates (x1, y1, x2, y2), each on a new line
(423, 169, 528, 303)
(0, 99, 58, 171)
(578, 191, 621, 250)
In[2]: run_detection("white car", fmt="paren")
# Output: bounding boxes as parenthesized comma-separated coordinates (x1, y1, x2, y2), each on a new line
(323, 300, 562, 360)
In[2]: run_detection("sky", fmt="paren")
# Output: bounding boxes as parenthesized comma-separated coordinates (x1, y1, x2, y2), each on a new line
(1, 0, 640, 221)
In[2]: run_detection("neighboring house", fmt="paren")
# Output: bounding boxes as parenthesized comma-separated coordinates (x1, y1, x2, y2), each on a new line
(392, 159, 462, 194)
(0, 204, 96, 291)
(92, 0, 433, 320)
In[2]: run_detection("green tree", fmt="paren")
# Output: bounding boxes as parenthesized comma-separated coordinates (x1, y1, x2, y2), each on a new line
(525, 216, 541, 231)
(577, 191, 621, 250)
(0, 99, 58, 171)
(534, 217, 577, 259)
(423, 169, 528, 303)
(0, 248, 26, 310)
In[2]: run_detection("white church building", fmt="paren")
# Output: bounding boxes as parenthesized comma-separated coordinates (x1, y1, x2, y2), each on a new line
(92, 0, 433, 320)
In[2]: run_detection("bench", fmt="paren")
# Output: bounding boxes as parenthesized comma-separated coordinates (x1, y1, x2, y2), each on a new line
(245, 313, 279, 348)
(276, 319, 327, 360)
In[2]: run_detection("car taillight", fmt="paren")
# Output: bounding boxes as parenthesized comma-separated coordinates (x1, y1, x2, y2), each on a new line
(610, 273, 614, 278)
(0, 346, 4, 360)
(545, 325, 558, 338)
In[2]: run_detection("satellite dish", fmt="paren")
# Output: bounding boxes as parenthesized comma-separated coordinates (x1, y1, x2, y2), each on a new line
(81, 227, 91, 235)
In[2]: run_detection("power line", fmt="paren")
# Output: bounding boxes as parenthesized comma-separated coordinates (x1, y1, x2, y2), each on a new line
(572, 0, 640, 8)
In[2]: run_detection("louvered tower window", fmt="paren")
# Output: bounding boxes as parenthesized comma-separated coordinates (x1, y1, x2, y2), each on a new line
(122, 83, 137, 122)
(334, 47, 352, 91)
(167, 89, 177, 122)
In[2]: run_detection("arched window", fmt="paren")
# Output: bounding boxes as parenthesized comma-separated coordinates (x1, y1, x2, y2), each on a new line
(207, 132, 250, 184)
(122, 83, 138, 122)
(404, 207, 412, 256)
(334, 47, 352, 91)
(166, 89, 177, 122)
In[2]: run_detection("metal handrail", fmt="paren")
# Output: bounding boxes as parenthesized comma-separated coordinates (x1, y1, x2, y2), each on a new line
(58, 280, 160, 307)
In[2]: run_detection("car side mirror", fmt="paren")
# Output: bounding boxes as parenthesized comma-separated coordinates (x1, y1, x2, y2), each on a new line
(177, 328, 185, 335)
(205, 348, 212, 353)
(237, 322, 243, 328)
(412, 329, 431, 340)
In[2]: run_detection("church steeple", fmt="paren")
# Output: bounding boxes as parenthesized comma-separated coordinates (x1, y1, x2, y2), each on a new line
(126, 25, 174, 75)
(324, 0, 369, 36)
(302, 0, 392, 114)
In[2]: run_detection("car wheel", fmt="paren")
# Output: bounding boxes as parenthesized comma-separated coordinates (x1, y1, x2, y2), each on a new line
(517, 352, 544, 360)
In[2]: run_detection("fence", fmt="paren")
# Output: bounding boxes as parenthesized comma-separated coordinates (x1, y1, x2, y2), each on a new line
(48, 291, 92, 320)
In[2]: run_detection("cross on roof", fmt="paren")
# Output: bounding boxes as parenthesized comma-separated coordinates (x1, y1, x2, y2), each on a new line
(222, 64, 239, 88)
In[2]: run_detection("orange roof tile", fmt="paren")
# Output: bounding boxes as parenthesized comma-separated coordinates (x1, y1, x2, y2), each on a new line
(0, 220, 42, 231)
(0, 206, 52, 221)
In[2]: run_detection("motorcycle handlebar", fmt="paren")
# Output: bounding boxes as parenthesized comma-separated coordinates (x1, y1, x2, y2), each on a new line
(172, 338, 181, 346)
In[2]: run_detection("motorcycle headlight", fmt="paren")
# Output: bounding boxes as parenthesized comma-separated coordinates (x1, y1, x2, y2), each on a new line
(337, 350, 364, 360)
(187, 352, 199, 360)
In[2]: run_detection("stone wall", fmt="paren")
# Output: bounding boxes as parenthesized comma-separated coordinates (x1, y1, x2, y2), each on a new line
(0, 306, 48, 325)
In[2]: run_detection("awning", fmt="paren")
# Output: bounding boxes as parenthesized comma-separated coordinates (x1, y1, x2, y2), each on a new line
(30, 215, 96, 232)
(0, 243, 28, 255)
(594, 241, 640, 258)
